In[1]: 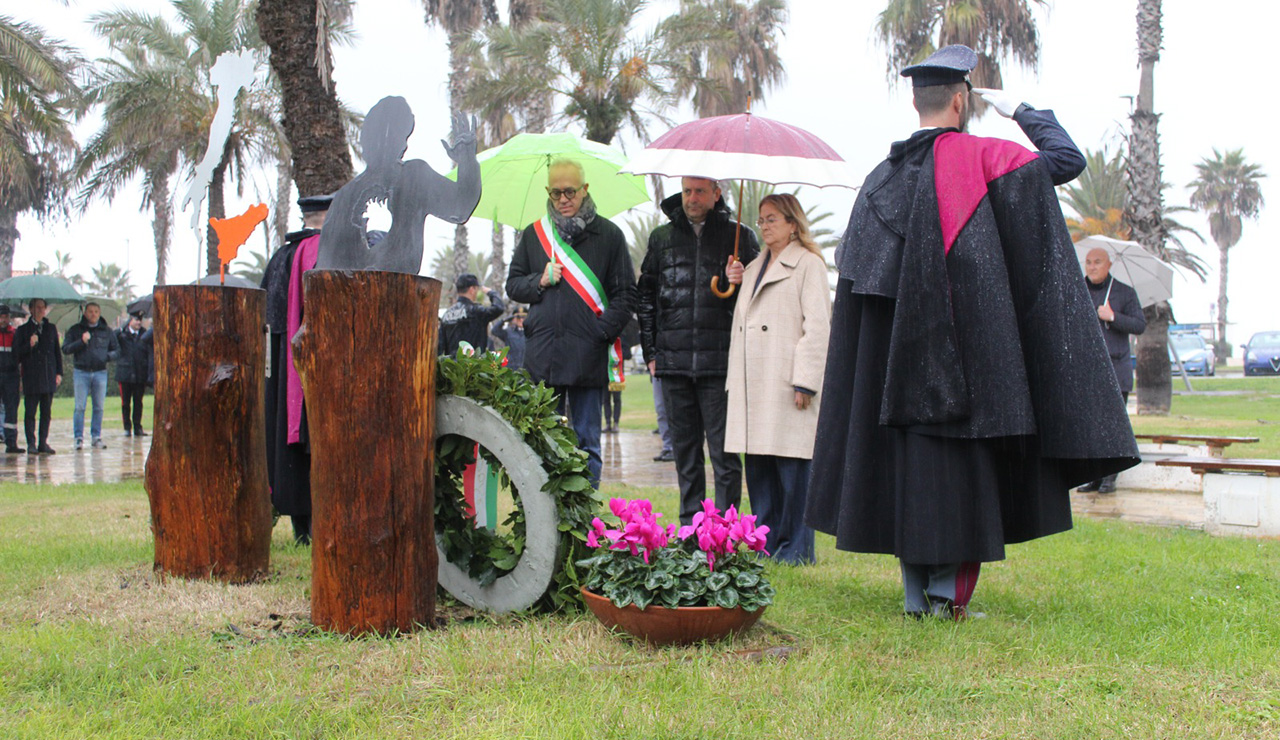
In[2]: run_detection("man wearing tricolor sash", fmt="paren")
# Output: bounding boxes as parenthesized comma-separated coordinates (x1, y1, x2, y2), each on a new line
(506, 159, 635, 489)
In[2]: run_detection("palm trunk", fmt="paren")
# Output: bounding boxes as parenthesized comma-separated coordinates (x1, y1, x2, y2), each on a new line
(1127, 0, 1171, 415)
(150, 173, 173, 286)
(0, 205, 18, 280)
(448, 38, 471, 299)
(1216, 242, 1229, 352)
(488, 223, 506, 293)
(206, 151, 230, 277)
(274, 156, 293, 253)
(257, 0, 354, 196)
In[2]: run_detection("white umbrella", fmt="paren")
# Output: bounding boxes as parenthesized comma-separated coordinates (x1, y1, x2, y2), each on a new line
(1074, 235, 1174, 308)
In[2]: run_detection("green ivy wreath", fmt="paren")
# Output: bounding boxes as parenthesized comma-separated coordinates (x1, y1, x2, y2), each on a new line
(434, 350, 600, 611)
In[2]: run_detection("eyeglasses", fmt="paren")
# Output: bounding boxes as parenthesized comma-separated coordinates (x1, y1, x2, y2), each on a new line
(755, 216, 784, 227)
(546, 187, 582, 201)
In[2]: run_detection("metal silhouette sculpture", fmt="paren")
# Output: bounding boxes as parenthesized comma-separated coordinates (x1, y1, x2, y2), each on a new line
(317, 96, 482, 273)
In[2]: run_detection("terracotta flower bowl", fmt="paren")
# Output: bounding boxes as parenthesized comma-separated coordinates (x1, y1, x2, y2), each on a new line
(580, 587, 765, 646)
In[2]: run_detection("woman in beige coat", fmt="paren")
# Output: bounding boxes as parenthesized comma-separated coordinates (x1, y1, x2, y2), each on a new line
(725, 194, 832, 564)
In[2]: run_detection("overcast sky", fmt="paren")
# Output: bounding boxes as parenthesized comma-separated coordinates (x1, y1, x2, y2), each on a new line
(18, 0, 1280, 350)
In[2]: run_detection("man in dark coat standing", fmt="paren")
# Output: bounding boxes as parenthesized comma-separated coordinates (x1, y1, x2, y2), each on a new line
(507, 158, 634, 489)
(15, 298, 62, 454)
(1078, 247, 1145, 493)
(438, 273, 504, 356)
(805, 45, 1139, 620)
(115, 312, 154, 436)
(261, 193, 330, 544)
(637, 178, 759, 524)
(0, 306, 23, 453)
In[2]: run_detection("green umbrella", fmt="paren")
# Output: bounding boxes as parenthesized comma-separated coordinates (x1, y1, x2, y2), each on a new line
(0, 274, 84, 306)
(449, 133, 650, 228)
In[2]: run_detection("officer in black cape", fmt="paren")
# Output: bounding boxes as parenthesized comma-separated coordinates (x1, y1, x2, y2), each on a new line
(261, 193, 331, 545)
(805, 45, 1140, 619)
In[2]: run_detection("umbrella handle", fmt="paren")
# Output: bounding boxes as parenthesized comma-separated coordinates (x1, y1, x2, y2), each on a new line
(710, 273, 737, 299)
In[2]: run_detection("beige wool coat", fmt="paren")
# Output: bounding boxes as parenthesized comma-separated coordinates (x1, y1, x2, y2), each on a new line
(724, 241, 832, 459)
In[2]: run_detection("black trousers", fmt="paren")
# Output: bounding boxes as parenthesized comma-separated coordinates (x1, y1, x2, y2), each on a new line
(24, 393, 52, 448)
(661, 374, 741, 524)
(0, 372, 19, 446)
(602, 390, 622, 427)
(119, 381, 146, 432)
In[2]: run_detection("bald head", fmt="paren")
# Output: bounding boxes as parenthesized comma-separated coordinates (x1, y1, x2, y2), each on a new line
(1084, 247, 1112, 284)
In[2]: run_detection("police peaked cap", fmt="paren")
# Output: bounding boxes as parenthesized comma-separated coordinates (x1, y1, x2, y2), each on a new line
(297, 194, 334, 213)
(901, 45, 978, 87)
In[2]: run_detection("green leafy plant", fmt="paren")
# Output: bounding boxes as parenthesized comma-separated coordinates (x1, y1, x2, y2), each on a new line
(434, 350, 600, 611)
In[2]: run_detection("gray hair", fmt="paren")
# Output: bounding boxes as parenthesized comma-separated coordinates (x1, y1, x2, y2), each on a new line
(547, 158, 586, 185)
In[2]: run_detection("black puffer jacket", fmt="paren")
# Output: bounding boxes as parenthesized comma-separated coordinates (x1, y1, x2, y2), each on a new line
(637, 193, 759, 377)
(62, 317, 120, 372)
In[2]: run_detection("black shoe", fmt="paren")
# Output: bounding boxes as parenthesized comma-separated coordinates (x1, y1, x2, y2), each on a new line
(653, 450, 675, 462)
(124, 428, 132, 437)
(651, 428, 660, 435)
(5, 445, 24, 454)
(1097, 481, 1117, 494)
(37, 444, 56, 455)
(134, 428, 147, 437)
(1077, 481, 1101, 492)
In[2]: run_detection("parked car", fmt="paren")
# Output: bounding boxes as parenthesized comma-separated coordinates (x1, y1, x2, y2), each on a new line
(1243, 331, 1280, 376)
(1168, 332, 1215, 376)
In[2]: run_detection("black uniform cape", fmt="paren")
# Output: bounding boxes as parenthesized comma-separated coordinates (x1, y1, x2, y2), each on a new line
(806, 128, 1140, 563)
(261, 228, 317, 518)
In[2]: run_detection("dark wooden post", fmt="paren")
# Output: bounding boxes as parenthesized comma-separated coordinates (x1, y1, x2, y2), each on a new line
(293, 270, 441, 635)
(144, 285, 271, 583)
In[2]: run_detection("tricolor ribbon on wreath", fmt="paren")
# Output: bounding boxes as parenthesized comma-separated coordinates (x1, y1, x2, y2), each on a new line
(532, 217, 625, 385)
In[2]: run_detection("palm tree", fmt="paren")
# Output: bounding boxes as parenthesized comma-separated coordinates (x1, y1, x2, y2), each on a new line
(1126, 0, 1174, 414)
(465, 0, 720, 145)
(1187, 148, 1265, 355)
(75, 45, 182, 285)
(0, 16, 85, 279)
(85, 262, 136, 303)
(1059, 146, 1204, 276)
(256, 0, 355, 198)
(33, 249, 84, 290)
(87, 0, 277, 277)
(875, 0, 1044, 111)
(424, 0, 497, 292)
(231, 248, 268, 284)
(676, 0, 788, 118)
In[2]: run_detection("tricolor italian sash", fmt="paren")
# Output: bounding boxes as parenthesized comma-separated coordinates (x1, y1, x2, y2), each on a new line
(463, 443, 498, 530)
(532, 218, 625, 384)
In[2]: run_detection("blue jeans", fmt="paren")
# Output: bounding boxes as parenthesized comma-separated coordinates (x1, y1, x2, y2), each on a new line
(554, 385, 603, 489)
(73, 369, 108, 441)
(744, 454, 816, 564)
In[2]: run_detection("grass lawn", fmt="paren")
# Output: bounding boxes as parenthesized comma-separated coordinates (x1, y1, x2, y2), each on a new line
(1, 479, 1278, 738)
(1130, 377, 1280, 457)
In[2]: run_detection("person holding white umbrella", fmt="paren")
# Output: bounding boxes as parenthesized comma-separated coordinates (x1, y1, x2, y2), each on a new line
(1079, 247, 1146, 493)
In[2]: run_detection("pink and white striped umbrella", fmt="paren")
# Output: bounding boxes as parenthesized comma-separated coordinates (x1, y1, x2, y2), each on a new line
(620, 112, 856, 188)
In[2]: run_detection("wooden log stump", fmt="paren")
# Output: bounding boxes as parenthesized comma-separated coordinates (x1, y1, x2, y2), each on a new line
(293, 270, 441, 635)
(144, 285, 271, 583)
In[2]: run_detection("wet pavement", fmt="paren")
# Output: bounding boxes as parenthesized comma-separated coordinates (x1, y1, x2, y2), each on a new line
(1, 421, 1205, 531)
(0, 420, 150, 486)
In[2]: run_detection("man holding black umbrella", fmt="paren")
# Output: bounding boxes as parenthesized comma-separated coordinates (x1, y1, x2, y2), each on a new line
(0, 306, 22, 453)
(15, 299, 62, 454)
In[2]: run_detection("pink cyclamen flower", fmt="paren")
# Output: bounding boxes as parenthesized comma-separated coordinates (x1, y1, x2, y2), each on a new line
(730, 514, 770, 554)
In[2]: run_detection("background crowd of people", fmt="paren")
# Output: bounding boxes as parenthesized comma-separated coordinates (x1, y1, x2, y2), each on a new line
(0, 300, 153, 456)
